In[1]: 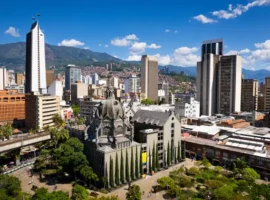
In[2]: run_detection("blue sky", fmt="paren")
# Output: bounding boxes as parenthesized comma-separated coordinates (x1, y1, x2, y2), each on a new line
(1, 0, 270, 69)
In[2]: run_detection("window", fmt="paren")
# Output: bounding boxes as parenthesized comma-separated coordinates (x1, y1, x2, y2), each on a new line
(171, 130, 174, 138)
(171, 123, 174, 128)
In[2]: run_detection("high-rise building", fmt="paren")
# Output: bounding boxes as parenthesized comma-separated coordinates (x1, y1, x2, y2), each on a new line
(264, 77, 270, 111)
(82, 75, 92, 84)
(241, 79, 258, 112)
(25, 93, 60, 130)
(141, 55, 158, 101)
(196, 54, 221, 116)
(201, 38, 223, 60)
(48, 80, 63, 101)
(15, 73, 24, 85)
(110, 77, 119, 88)
(65, 65, 81, 90)
(71, 82, 89, 104)
(218, 55, 242, 114)
(25, 21, 47, 94)
(124, 74, 141, 93)
(91, 73, 99, 85)
(0, 67, 8, 90)
(0, 90, 25, 126)
(46, 70, 54, 87)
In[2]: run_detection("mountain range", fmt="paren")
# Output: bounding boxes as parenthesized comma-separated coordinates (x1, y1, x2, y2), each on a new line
(0, 42, 269, 83)
(0, 42, 120, 72)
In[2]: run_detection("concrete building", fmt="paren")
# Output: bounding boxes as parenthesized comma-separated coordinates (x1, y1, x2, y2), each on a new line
(175, 97, 200, 118)
(158, 82, 169, 103)
(92, 73, 99, 85)
(0, 90, 25, 126)
(241, 79, 258, 112)
(141, 55, 158, 101)
(132, 110, 181, 170)
(264, 77, 270, 111)
(0, 67, 8, 90)
(5, 84, 24, 94)
(48, 80, 63, 101)
(15, 73, 24, 85)
(96, 79, 107, 86)
(71, 82, 88, 104)
(196, 54, 221, 116)
(65, 65, 81, 90)
(108, 77, 119, 88)
(258, 94, 264, 111)
(124, 74, 140, 93)
(201, 38, 223, 60)
(82, 75, 92, 85)
(25, 93, 60, 130)
(25, 21, 47, 94)
(218, 55, 242, 114)
(46, 70, 54, 87)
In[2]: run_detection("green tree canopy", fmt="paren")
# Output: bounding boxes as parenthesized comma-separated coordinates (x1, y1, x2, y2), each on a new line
(126, 184, 141, 200)
(242, 167, 260, 183)
(71, 184, 88, 200)
(140, 98, 154, 105)
(213, 185, 234, 200)
(0, 175, 21, 197)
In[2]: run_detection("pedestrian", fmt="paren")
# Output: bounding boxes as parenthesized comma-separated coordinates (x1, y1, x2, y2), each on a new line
(142, 191, 145, 195)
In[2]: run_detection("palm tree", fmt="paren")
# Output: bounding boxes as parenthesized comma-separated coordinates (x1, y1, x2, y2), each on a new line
(80, 166, 99, 188)
(50, 127, 69, 148)
(52, 114, 66, 128)
(34, 149, 50, 180)
(1, 123, 13, 140)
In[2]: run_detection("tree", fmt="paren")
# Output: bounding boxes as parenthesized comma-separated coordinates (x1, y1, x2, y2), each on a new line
(126, 184, 141, 200)
(34, 149, 50, 180)
(242, 167, 260, 183)
(77, 117, 86, 126)
(0, 123, 13, 140)
(213, 185, 234, 200)
(177, 141, 181, 162)
(50, 127, 69, 148)
(52, 114, 66, 128)
(115, 153, 119, 185)
(140, 98, 154, 105)
(130, 148, 134, 180)
(125, 150, 129, 182)
(139, 148, 143, 176)
(72, 184, 88, 200)
(156, 144, 160, 171)
(135, 147, 139, 179)
(171, 142, 174, 164)
(120, 150, 124, 184)
(233, 158, 248, 179)
(167, 142, 171, 166)
(152, 142, 156, 172)
(32, 188, 70, 200)
(109, 156, 114, 187)
(0, 175, 21, 197)
(157, 176, 175, 189)
(72, 104, 80, 116)
(182, 141, 186, 160)
(80, 166, 98, 188)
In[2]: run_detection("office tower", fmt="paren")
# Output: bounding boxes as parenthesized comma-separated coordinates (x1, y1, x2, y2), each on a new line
(25, 21, 47, 94)
(25, 93, 60, 130)
(71, 82, 89, 104)
(124, 74, 141, 93)
(15, 73, 24, 85)
(141, 55, 158, 101)
(241, 79, 258, 111)
(0, 67, 8, 90)
(46, 70, 54, 87)
(108, 77, 119, 88)
(48, 80, 63, 101)
(201, 38, 223, 60)
(196, 54, 221, 116)
(264, 77, 270, 111)
(7, 70, 16, 85)
(92, 73, 99, 85)
(65, 65, 81, 90)
(0, 90, 25, 125)
(218, 55, 242, 114)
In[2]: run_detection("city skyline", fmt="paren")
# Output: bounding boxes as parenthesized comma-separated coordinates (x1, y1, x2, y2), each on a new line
(1, 0, 270, 70)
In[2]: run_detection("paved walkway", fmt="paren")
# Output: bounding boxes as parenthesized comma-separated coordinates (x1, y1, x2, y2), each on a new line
(107, 159, 195, 200)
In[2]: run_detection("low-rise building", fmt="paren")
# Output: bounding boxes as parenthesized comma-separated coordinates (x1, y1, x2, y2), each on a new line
(175, 97, 200, 118)
(25, 93, 60, 130)
(71, 82, 88, 104)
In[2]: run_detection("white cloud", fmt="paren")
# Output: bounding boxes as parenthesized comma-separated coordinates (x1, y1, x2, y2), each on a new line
(98, 44, 102, 46)
(4, 27, 20, 37)
(212, 0, 270, 19)
(193, 14, 218, 24)
(154, 54, 172, 65)
(165, 29, 170, 33)
(111, 34, 139, 46)
(174, 47, 198, 55)
(84, 47, 89, 50)
(255, 40, 270, 49)
(58, 39, 84, 47)
(105, 45, 109, 48)
(174, 30, 178, 33)
(226, 48, 251, 55)
(147, 43, 161, 49)
(173, 49, 200, 67)
(126, 54, 141, 61)
(129, 42, 147, 54)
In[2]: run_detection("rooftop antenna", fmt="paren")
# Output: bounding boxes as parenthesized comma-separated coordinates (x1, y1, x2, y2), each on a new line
(36, 13, 40, 22)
